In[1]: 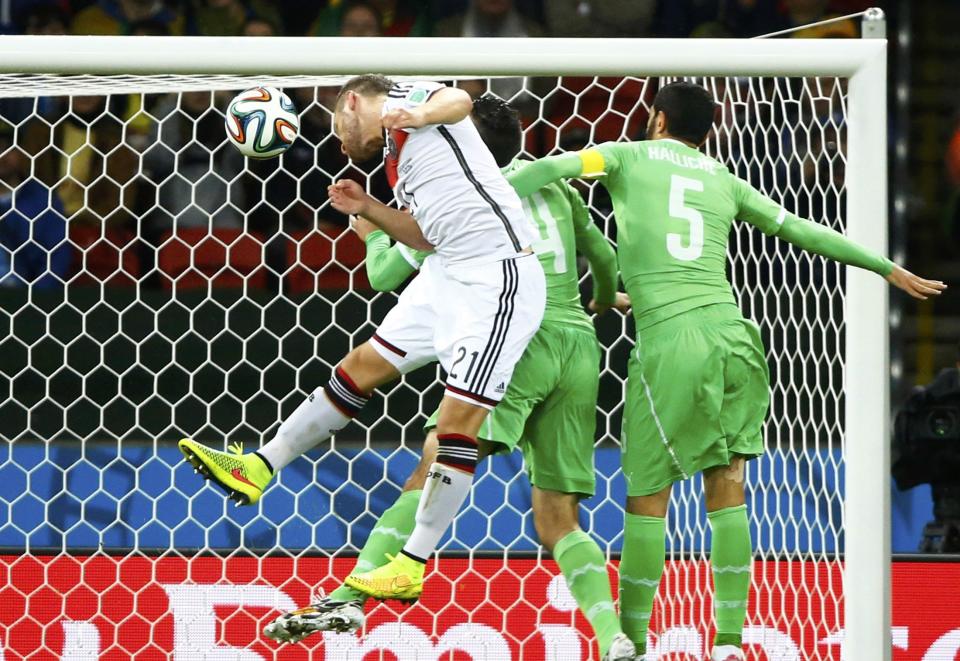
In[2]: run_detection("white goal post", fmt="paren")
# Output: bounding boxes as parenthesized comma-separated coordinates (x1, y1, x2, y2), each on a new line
(0, 31, 889, 660)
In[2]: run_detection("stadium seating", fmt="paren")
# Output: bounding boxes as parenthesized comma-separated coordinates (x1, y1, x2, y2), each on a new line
(157, 227, 266, 290)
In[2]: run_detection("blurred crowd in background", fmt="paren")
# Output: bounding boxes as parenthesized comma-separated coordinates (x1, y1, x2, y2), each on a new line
(0, 0, 873, 40)
(0, 0, 876, 293)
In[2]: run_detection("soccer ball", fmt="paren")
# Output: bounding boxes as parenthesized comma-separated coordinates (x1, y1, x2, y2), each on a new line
(224, 86, 299, 159)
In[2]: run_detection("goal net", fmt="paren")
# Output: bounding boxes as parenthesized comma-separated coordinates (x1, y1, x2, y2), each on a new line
(0, 37, 887, 660)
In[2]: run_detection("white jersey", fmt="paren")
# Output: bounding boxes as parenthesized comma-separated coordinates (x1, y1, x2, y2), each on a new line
(382, 81, 536, 266)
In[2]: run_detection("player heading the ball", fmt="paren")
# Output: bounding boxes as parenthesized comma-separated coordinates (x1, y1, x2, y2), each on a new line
(179, 75, 546, 602)
(264, 95, 637, 661)
(506, 81, 946, 661)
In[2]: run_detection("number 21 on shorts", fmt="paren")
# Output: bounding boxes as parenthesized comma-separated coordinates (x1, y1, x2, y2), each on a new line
(667, 174, 704, 261)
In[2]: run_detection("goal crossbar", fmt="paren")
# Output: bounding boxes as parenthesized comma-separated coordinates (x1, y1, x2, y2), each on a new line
(0, 35, 885, 77)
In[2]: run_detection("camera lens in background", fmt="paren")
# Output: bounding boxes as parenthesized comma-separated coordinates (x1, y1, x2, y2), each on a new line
(928, 408, 959, 438)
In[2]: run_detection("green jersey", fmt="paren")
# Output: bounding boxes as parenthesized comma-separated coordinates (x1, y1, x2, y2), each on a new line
(363, 158, 617, 330)
(591, 139, 894, 330)
(506, 158, 614, 331)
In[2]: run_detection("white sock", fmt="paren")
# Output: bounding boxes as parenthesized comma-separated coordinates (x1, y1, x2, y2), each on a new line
(402, 434, 478, 561)
(258, 368, 370, 472)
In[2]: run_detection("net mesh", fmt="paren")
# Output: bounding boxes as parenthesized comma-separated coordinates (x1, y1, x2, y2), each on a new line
(0, 72, 848, 659)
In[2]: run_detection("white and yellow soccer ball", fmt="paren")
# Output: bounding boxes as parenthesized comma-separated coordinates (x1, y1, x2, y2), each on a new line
(224, 86, 299, 159)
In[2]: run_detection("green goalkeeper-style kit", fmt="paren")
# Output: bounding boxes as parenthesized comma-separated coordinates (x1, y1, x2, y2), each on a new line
(591, 138, 892, 491)
(508, 137, 893, 492)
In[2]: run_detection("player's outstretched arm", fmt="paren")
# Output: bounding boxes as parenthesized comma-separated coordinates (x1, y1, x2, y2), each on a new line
(777, 217, 946, 300)
(328, 179, 434, 252)
(507, 148, 609, 198)
(381, 87, 473, 130)
(735, 178, 946, 300)
(351, 214, 426, 292)
(506, 153, 586, 198)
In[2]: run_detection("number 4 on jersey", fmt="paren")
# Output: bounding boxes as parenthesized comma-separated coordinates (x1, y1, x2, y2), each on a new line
(667, 174, 705, 261)
(522, 192, 567, 274)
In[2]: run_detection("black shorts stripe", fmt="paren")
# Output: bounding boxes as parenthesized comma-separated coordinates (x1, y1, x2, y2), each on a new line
(372, 333, 407, 358)
(436, 125, 521, 252)
(445, 384, 498, 408)
(470, 258, 519, 394)
(475, 260, 518, 394)
(477, 259, 520, 392)
(467, 258, 514, 393)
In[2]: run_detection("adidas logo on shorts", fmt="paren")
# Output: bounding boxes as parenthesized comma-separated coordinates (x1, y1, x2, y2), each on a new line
(494, 382, 506, 394)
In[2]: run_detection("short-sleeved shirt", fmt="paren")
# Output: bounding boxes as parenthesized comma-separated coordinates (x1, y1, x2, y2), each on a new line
(593, 138, 789, 330)
(382, 81, 536, 266)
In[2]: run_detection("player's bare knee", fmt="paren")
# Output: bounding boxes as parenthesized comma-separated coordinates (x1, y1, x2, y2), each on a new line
(704, 457, 747, 511)
(532, 489, 580, 551)
(434, 396, 488, 439)
(626, 485, 672, 518)
(339, 342, 400, 393)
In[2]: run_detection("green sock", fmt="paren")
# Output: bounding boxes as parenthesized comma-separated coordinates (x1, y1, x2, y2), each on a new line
(328, 489, 422, 604)
(619, 513, 665, 655)
(553, 530, 622, 658)
(708, 504, 752, 649)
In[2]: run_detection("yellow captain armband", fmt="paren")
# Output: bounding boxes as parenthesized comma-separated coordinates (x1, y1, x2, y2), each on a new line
(578, 148, 607, 178)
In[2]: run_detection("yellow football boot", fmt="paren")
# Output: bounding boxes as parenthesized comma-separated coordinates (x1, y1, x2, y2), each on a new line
(178, 439, 273, 505)
(344, 553, 425, 603)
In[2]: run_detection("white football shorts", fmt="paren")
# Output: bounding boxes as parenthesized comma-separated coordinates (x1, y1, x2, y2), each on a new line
(369, 253, 545, 409)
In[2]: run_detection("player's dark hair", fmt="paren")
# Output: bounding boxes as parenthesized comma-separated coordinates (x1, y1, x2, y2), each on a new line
(336, 74, 395, 110)
(471, 94, 522, 168)
(652, 82, 718, 145)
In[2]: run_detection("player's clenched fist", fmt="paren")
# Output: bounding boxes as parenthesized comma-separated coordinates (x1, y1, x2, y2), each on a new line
(589, 291, 632, 315)
(328, 179, 370, 216)
(382, 107, 426, 130)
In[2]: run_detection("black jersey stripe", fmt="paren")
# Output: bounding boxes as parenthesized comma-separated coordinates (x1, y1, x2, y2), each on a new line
(474, 258, 519, 394)
(469, 258, 519, 395)
(436, 125, 522, 252)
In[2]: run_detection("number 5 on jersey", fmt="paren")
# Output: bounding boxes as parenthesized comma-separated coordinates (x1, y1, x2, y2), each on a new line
(667, 174, 705, 261)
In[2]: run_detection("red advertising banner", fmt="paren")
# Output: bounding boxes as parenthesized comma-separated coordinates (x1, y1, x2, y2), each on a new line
(0, 555, 957, 660)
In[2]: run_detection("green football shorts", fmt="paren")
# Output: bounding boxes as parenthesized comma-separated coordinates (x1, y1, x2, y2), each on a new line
(622, 303, 770, 497)
(425, 323, 600, 496)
